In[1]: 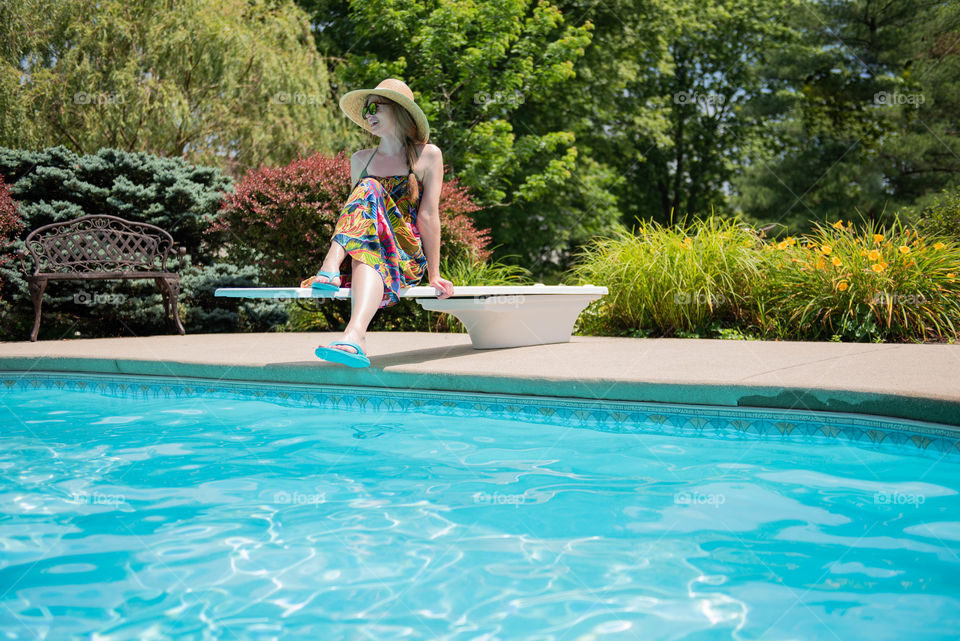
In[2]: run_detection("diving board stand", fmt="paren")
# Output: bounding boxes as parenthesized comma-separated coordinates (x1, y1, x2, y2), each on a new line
(214, 284, 607, 349)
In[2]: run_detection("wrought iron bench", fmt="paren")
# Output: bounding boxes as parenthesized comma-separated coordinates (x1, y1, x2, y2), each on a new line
(19, 214, 186, 341)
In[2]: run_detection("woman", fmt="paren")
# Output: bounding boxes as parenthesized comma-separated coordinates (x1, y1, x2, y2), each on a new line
(302, 78, 454, 367)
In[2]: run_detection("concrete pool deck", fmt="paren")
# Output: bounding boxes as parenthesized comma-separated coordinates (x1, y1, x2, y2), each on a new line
(0, 332, 958, 428)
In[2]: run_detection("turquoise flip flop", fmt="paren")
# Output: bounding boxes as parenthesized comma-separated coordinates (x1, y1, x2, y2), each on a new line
(314, 341, 370, 368)
(311, 270, 342, 293)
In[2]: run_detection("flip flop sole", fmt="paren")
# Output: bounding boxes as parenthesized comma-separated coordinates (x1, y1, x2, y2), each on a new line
(315, 345, 370, 368)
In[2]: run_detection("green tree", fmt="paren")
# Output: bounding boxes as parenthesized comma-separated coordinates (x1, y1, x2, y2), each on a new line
(0, 0, 350, 177)
(732, 0, 960, 231)
(298, 0, 615, 276)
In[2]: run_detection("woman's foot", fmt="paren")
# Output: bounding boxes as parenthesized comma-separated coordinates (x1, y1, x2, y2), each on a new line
(321, 328, 366, 356)
(300, 270, 342, 288)
(312, 270, 341, 287)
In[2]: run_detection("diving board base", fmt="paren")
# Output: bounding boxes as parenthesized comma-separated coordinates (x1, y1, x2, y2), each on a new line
(417, 294, 602, 349)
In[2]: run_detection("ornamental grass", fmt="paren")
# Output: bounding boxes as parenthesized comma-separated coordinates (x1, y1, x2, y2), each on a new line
(570, 217, 764, 336)
(755, 218, 960, 341)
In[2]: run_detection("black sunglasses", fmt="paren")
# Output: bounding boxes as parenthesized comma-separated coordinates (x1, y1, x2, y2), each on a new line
(362, 100, 389, 117)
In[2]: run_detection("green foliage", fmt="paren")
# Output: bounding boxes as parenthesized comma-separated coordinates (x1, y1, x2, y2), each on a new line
(569, 215, 960, 342)
(297, 0, 615, 274)
(569, 217, 765, 337)
(0, 146, 285, 339)
(0, 146, 231, 258)
(916, 187, 960, 242)
(0, 0, 349, 177)
(438, 255, 532, 287)
(180, 260, 288, 334)
(733, 0, 960, 229)
(756, 219, 960, 342)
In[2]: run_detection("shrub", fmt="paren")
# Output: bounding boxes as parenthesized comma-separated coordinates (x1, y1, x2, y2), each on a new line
(917, 186, 960, 242)
(569, 217, 765, 337)
(0, 173, 24, 300)
(212, 151, 492, 286)
(0, 145, 283, 340)
(756, 219, 960, 342)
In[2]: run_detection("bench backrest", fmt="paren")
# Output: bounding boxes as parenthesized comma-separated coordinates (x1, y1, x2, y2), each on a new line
(22, 215, 178, 275)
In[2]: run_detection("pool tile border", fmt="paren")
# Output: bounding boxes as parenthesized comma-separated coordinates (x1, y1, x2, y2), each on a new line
(3, 371, 959, 458)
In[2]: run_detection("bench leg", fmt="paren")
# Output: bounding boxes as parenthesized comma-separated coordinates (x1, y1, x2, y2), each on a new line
(155, 277, 185, 335)
(28, 279, 47, 342)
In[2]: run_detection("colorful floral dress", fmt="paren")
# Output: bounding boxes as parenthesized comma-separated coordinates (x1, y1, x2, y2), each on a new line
(331, 173, 428, 309)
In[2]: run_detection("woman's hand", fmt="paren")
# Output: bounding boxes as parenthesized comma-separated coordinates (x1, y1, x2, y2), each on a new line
(429, 275, 454, 299)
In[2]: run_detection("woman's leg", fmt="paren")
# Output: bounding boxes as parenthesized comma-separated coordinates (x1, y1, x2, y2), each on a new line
(327, 257, 384, 355)
(313, 242, 347, 286)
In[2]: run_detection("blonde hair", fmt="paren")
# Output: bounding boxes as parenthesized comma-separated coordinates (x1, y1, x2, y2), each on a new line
(380, 96, 425, 202)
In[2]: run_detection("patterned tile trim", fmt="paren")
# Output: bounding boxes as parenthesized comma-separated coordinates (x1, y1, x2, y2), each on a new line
(2, 371, 958, 458)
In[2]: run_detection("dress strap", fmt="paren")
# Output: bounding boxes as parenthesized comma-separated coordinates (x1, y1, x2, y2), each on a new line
(353, 148, 377, 188)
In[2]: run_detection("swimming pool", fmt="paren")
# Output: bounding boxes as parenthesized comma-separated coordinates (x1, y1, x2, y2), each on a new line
(2, 372, 959, 640)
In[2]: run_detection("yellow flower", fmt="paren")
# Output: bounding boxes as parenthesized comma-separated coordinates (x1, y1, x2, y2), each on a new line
(777, 240, 788, 250)
(873, 234, 884, 244)
(832, 256, 842, 267)
(872, 262, 885, 273)
(820, 244, 833, 255)
(787, 236, 797, 245)
(899, 245, 910, 255)
(868, 249, 881, 261)
(837, 280, 848, 292)
(683, 237, 692, 247)
(948, 273, 956, 279)
(832, 220, 844, 230)
(934, 241, 946, 250)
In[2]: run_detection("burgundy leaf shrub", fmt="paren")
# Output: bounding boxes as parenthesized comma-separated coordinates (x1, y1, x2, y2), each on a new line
(211, 151, 491, 285)
(0, 174, 25, 297)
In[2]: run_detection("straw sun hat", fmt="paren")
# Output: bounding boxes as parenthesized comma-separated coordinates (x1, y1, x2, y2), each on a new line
(339, 78, 430, 142)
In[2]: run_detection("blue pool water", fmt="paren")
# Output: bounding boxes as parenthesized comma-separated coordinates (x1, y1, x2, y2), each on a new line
(1, 376, 959, 640)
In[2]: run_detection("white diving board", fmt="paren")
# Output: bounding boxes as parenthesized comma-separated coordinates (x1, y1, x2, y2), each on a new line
(215, 284, 608, 349)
